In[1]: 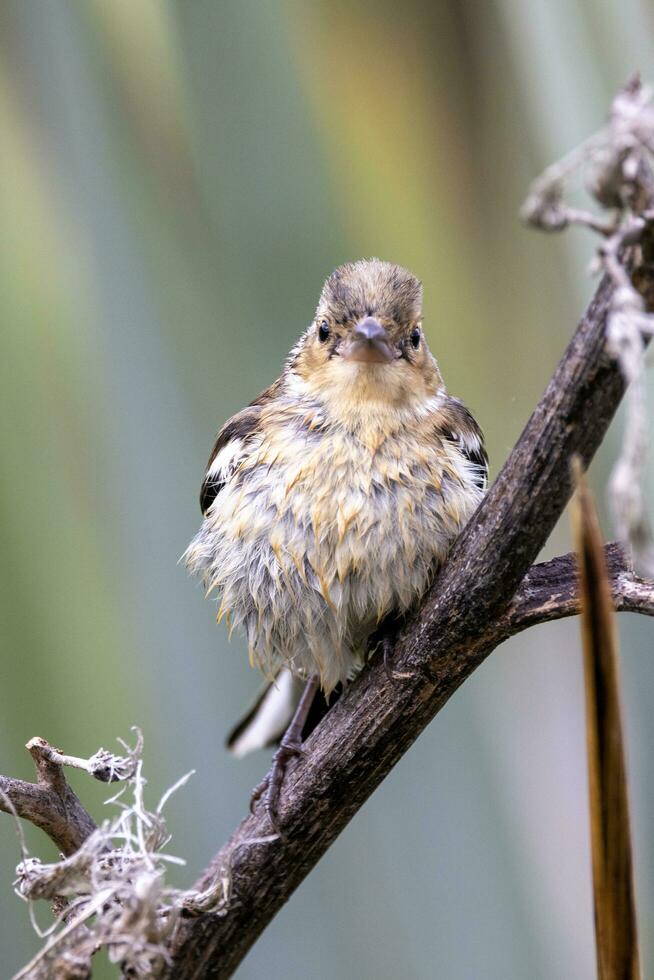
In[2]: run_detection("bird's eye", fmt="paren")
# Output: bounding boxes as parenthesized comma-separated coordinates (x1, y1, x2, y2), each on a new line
(410, 327, 421, 348)
(318, 320, 330, 342)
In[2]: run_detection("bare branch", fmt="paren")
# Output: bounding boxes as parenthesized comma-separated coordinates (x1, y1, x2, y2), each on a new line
(495, 541, 654, 637)
(33, 733, 143, 784)
(0, 740, 96, 858)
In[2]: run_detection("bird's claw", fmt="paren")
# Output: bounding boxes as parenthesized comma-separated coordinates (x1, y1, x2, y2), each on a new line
(249, 738, 305, 834)
(383, 635, 412, 682)
(249, 777, 267, 815)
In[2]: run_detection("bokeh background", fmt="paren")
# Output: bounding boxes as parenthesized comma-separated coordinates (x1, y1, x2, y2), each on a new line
(1, 2, 653, 977)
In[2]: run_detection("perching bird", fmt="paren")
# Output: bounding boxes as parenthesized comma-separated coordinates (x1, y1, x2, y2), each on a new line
(185, 259, 487, 820)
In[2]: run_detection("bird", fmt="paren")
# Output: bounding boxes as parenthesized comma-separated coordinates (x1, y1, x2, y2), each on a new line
(185, 258, 487, 824)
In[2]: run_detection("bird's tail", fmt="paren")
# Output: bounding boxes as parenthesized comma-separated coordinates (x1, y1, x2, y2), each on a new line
(227, 668, 301, 757)
(226, 668, 341, 757)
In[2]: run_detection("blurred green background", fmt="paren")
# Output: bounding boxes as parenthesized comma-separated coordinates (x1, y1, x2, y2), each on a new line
(1, 1, 653, 977)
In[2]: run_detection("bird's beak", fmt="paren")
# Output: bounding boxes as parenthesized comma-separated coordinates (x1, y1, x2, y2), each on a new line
(342, 317, 396, 364)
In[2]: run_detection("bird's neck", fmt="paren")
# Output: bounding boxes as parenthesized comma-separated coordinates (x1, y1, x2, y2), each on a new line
(283, 362, 444, 439)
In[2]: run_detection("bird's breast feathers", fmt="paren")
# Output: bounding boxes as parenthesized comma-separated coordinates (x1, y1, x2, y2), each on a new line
(185, 381, 486, 693)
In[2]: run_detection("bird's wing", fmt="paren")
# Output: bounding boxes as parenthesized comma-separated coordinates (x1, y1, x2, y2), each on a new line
(199, 378, 283, 515)
(436, 395, 489, 490)
(199, 405, 262, 514)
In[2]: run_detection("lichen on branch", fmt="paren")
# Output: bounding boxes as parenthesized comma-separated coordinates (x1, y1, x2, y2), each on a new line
(522, 74, 654, 572)
(1, 732, 229, 980)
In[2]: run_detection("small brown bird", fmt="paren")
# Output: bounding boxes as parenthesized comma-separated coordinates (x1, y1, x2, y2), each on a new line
(185, 259, 487, 821)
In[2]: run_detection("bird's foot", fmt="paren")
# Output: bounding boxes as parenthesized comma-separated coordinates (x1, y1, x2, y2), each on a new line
(250, 733, 306, 834)
(383, 634, 412, 682)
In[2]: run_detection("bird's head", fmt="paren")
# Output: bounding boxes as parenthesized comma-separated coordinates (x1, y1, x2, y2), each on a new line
(289, 259, 442, 413)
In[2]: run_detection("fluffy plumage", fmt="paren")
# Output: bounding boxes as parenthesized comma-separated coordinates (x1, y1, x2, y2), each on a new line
(185, 259, 487, 702)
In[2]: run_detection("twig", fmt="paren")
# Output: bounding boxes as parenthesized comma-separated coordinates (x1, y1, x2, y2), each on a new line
(34, 732, 143, 784)
(0, 731, 145, 859)
(165, 252, 654, 978)
(0, 739, 97, 857)
(495, 541, 654, 637)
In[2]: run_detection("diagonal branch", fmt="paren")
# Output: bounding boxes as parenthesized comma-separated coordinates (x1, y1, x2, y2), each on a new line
(167, 256, 654, 978)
